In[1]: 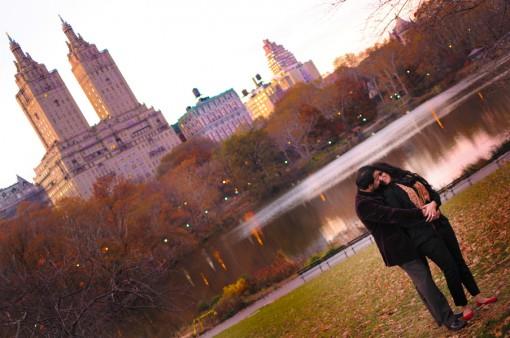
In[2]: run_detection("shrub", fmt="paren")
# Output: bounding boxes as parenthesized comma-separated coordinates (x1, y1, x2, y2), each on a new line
(305, 253, 323, 267)
(213, 278, 248, 321)
(252, 252, 298, 290)
(224, 277, 248, 297)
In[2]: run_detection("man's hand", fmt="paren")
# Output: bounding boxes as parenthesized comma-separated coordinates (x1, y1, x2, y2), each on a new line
(422, 201, 438, 222)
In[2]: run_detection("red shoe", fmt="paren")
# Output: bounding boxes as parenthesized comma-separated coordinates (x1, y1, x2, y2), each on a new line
(462, 309, 474, 321)
(476, 296, 497, 307)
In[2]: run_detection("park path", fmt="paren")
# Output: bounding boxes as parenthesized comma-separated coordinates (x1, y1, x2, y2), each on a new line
(199, 152, 510, 338)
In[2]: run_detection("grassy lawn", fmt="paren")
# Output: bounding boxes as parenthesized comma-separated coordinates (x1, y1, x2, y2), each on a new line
(217, 163, 510, 338)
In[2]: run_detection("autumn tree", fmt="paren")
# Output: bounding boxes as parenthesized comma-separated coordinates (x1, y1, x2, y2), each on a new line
(334, 52, 363, 69)
(337, 0, 510, 100)
(266, 102, 325, 161)
(157, 137, 218, 177)
(0, 180, 197, 336)
(264, 84, 332, 160)
(156, 136, 229, 236)
(217, 129, 286, 199)
(270, 83, 320, 114)
(161, 156, 224, 235)
(325, 68, 378, 126)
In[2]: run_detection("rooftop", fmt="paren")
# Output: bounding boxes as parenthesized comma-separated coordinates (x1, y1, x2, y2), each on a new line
(179, 88, 236, 121)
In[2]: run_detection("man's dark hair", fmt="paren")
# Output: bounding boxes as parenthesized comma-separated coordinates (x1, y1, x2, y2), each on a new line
(356, 166, 375, 190)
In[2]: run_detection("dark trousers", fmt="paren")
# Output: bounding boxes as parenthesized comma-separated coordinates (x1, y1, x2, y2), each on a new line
(400, 257, 454, 326)
(417, 223, 480, 306)
(435, 218, 480, 297)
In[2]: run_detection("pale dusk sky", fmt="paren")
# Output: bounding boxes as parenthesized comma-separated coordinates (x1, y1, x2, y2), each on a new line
(0, 0, 412, 187)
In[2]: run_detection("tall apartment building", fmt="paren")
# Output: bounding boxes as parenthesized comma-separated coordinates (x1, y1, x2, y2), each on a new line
(62, 18, 139, 120)
(11, 35, 89, 149)
(179, 89, 252, 142)
(9, 20, 181, 203)
(262, 39, 321, 90)
(263, 39, 299, 77)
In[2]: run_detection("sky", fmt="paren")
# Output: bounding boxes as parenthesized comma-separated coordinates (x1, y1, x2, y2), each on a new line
(0, 0, 401, 187)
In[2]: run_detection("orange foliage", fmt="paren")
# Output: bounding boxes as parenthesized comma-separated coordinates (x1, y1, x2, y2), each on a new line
(0, 179, 197, 336)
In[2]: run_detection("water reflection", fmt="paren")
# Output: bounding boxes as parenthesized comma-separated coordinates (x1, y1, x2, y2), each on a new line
(320, 217, 350, 244)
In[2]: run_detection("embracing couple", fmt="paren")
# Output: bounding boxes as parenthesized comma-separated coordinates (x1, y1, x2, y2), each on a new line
(354, 163, 497, 331)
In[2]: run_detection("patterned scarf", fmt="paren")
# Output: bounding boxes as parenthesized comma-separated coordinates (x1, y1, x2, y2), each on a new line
(395, 181, 431, 208)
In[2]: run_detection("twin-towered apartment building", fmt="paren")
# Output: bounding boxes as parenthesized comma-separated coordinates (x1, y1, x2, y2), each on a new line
(9, 19, 182, 203)
(2, 19, 322, 211)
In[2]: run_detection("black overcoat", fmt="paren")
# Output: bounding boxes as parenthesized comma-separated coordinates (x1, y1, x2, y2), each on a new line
(355, 190, 425, 266)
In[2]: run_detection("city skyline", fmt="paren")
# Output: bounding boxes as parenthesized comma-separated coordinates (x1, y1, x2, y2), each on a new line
(0, 0, 408, 186)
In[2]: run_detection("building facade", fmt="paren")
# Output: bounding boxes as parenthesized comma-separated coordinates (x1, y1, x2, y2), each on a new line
(243, 82, 284, 120)
(0, 176, 49, 219)
(263, 39, 299, 77)
(179, 89, 252, 142)
(11, 36, 89, 149)
(9, 21, 181, 203)
(63, 18, 139, 120)
(262, 39, 321, 90)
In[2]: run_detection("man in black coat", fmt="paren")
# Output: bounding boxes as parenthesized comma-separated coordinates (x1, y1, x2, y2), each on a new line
(354, 166, 465, 331)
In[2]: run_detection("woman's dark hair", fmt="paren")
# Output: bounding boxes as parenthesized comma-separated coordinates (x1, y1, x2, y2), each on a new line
(356, 165, 375, 189)
(371, 162, 434, 190)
